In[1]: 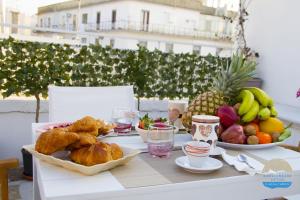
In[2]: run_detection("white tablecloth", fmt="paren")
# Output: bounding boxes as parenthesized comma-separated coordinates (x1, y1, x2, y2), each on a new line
(32, 123, 300, 200)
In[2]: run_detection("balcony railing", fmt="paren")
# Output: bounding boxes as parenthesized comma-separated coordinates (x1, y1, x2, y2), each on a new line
(36, 20, 233, 41)
(84, 20, 233, 41)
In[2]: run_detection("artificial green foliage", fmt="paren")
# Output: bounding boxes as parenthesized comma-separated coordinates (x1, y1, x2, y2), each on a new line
(0, 37, 229, 122)
(0, 37, 74, 122)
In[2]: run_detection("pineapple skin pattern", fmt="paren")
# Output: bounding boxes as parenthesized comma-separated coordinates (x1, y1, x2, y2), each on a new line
(181, 54, 257, 131)
(182, 91, 225, 130)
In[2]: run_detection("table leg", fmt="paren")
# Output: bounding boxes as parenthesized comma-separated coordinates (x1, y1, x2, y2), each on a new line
(33, 158, 41, 200)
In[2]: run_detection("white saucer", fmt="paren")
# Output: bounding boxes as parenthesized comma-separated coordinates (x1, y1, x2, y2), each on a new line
(210, 147, 225, 156)
(175, 156, 223, 173)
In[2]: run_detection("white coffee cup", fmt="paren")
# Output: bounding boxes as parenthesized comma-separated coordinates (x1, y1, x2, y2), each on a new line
(182, 141, 210, 168)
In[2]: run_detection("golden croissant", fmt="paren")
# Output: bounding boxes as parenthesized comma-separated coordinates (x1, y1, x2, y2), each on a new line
(70, 142, 123, 166)
(70, 142, 113, 166)
(67, 116, 99, 136)
(97, 120, 115, 136)
(35, 128, 79, 155)
(110, 143, 123, 160)
(67, 133, 97, 150)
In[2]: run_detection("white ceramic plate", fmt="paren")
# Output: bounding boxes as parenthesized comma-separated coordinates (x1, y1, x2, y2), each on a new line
(175, 156, 223, 173)
(217, 141, 285, 150)
(23, 144, 140, 175)
(36, 122, 73, 133)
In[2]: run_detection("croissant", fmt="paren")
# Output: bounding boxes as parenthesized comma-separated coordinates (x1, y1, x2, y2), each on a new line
(67, 116, 99, 136)
(70, 142, 113, 166)
(35, 128, 79, 155)
(110, 143, 123, 160)
(67, 133, 97, 149)
(97, 120, 115, 136)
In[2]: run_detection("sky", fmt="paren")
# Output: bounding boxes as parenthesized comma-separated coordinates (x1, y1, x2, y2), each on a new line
(7, 0, 68, 15)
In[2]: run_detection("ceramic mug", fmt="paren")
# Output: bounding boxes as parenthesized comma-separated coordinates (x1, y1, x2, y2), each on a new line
(182, 141, 210, 168)
(191, 115, 220, 154)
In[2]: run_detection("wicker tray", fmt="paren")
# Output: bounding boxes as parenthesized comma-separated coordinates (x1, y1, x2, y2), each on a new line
(23, 144, 140, 175)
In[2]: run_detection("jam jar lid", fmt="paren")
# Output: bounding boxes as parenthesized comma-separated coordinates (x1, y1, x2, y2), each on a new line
(192, 115, 220, 123)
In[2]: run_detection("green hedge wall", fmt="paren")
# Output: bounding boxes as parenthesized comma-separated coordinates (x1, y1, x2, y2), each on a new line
(0, 37, 229, 101)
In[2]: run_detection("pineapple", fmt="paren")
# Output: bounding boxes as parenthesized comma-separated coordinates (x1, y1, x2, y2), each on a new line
(182, 54, 256, 130)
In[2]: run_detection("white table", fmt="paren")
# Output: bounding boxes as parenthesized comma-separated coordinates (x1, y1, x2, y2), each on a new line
(32, 123, 300, 200)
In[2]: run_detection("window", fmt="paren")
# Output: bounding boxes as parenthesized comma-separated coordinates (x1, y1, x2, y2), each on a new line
(110, 39, 115, 47)
(95, 37, 103, 45)
(205, 20, 212, 31)
(165, 43, 173, 53)
(72, 15, 77, 31)
(111, 10, 116, 29)
(40, 19, 43, 27)
(62, 16, 65, 28)
(82, 13, 88, 24)
(141, 10, 150, 31)
(138, 41, 147, 48)
(11, 12, 19, 33)
(96, 12, 101, 30)
(193, 45, 201, 55)
(81, 37, 87, 44)
(48, 17, 51, 28)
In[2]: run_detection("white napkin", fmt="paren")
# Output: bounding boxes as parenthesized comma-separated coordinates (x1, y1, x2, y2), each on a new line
(221, 151, 264, 176)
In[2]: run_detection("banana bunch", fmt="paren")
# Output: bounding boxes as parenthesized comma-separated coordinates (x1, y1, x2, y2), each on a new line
(236, 87, 278, 123)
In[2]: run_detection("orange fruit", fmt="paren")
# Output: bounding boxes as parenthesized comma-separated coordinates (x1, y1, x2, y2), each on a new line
(259, 118, 284, 134)
(257, 132, 272, 144)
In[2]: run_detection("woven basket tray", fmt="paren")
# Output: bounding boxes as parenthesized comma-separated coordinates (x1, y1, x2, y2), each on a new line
(23, 144, 140, 175)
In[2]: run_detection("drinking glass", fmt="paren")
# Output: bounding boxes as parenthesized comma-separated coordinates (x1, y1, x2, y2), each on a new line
(112, 108, 137, 134)
(147, 124, 174, 158)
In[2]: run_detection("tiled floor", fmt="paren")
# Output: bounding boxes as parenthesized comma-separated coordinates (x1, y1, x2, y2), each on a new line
(8, 180, 33, 200)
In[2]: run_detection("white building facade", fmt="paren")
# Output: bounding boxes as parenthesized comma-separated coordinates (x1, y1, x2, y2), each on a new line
(0, 0, 35, 35)
(37, 0, 236, 56)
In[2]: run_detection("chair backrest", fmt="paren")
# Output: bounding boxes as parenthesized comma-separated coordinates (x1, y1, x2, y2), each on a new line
(48, 86, 136, 122)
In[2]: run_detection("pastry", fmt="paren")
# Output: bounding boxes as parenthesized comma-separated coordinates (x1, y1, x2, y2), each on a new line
(110, 143, 123, 160)
(70, 142, 113, 166)
(35, 128, 79, 155)
(97, 120, 115, 136)
(67, 133, 97, 149)
(67, 116, 99, 136)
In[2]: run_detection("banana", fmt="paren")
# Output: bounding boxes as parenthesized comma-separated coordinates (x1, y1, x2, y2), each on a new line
(242, 100, 259, 123)
(245, 87, 271, 107)
(258, 107, 271, 120)
(268, 98, 274, 107)
(237, 90, 254, 116)
(270, 106, 278, 117)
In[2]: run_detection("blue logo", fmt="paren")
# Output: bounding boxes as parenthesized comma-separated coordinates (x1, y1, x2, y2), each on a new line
(263, 181, 292, 189)
(261, 159, 293, 189)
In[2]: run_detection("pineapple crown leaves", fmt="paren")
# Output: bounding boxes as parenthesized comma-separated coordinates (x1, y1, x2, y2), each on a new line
(212, 53, 256, 102)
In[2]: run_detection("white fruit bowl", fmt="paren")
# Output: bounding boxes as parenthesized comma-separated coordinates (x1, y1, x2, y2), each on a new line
(217, 140, 285, 150)
(134, 123, 179, 143)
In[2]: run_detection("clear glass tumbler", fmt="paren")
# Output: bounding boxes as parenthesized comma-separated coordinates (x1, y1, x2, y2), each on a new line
(147, 124, 174, 158)
(112, 108, 136, 134)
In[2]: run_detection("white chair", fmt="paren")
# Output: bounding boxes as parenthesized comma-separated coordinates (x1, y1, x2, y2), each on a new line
(48, 86, 136, 122)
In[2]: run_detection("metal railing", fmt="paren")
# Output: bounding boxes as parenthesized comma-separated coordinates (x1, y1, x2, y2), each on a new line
(36, 20, 233, 41)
